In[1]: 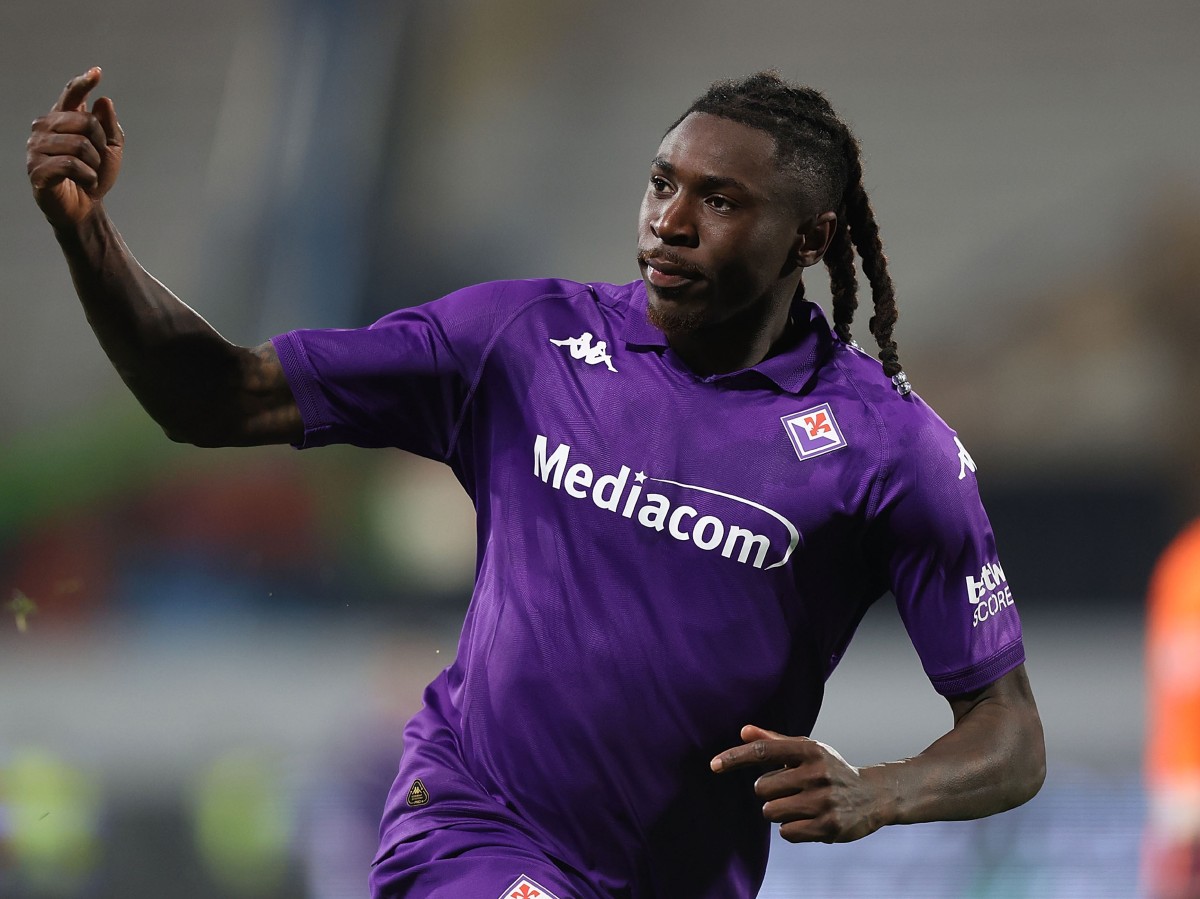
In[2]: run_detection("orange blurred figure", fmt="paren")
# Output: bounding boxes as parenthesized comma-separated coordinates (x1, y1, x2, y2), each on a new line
(1146, 519, 1200, 898)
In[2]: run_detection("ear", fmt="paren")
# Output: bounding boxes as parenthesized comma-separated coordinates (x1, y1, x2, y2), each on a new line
(795, 211, 837, 268)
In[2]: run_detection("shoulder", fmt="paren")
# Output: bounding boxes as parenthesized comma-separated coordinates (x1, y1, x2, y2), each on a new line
(824, 341, 965, 482)
(439, 277, 631, 313)
(377, 278, 634, 334)
(821, 349, 995, 552)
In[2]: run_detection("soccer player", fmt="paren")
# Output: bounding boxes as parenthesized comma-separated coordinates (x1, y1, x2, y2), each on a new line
(28, 67, 1045, 898)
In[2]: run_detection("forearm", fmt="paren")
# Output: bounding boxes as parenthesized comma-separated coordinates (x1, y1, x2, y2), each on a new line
(861, 673, 1046, 827)
(55, 208, 255, 443)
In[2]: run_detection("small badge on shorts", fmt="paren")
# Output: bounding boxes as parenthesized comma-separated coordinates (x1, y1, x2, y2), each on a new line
(782, 403, 847, 460)
(499, 875, 561, 899)
(406, 778, 430, 807)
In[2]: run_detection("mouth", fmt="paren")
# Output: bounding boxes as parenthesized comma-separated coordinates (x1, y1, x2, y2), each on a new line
(637, 250, 705, 291)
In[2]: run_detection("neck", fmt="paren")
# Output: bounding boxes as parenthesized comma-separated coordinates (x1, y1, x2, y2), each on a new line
(665, 290, 798, 377)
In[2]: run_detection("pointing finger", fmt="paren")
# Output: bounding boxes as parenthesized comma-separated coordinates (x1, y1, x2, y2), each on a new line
(712, 728, 817, 773)
(741, 724, 785, 742)
(711, 739, 778, 773)
(53, 67, 102, 113)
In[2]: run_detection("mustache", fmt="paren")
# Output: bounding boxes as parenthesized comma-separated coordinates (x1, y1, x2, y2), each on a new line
(636, 248, 707, 280)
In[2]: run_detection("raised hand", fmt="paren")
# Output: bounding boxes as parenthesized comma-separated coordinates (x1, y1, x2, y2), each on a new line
(711, 724, 888, 843)
(27, 67, 125, 229)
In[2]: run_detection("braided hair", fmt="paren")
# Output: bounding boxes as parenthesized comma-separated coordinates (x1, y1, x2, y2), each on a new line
(670, 72, 910, 394)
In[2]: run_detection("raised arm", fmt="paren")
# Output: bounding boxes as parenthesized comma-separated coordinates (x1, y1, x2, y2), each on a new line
(710, 664, 1045, 842)
(26, 68, 302, 447)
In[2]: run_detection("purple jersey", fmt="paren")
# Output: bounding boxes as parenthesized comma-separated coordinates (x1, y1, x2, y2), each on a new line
(272, 278, 1024, 898)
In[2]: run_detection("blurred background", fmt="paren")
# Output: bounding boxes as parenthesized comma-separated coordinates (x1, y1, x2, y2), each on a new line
(3, 0, 1199, 896)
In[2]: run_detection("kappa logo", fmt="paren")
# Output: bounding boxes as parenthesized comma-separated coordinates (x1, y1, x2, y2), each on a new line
(781, 403, 847, 461)
(405, 778, 429, 807)
(954, 436, 977, 480)
(498, 875, 561, 899)
(549, 331, 617, 372)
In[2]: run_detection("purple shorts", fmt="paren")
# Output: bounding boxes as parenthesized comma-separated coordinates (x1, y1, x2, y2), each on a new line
(369, 817, 605, 899)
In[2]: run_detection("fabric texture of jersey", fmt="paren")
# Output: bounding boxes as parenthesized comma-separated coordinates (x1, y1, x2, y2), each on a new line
(271, 278, 1025, 898)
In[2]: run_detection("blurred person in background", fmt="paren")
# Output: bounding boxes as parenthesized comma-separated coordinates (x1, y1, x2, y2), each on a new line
(1145, 518, 1200, 899)
(27, 67, 1044, 898)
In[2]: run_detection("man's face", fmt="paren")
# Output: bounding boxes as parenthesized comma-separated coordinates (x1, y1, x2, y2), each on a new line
(637, 112, 806, 335)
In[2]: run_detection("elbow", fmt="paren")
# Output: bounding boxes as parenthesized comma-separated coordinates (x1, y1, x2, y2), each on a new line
(123, 381, 232, 447)
(1025, 729, 1048, 804)
(1010, 711, 1047, 809)
(1013, 752, 1046, 810)
(159, 421, 232, 448)
(160, 422, 194, 445)
(990, 663, 1046, 810)
(148, 393, 240, 447)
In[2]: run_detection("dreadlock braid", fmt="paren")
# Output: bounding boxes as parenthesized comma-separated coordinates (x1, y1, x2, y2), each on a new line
(841, 139, 902, 382)
(673, 72, 910, 394)
(823, 221, 858, 345)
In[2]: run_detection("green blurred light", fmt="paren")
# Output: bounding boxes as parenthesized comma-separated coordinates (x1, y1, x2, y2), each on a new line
(3, 747, 101, 892)
(193, 749, 292, 896)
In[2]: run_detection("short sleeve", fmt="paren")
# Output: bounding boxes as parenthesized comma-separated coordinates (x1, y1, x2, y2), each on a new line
(270, 281, 521, 460)
(867, 409, 1025, 696)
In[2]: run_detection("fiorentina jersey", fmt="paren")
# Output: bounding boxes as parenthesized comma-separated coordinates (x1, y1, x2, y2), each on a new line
(271, 278, 1024, 898)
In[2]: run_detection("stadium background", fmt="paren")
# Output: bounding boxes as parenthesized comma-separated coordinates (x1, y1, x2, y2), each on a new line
(2, 0, 1199, 895)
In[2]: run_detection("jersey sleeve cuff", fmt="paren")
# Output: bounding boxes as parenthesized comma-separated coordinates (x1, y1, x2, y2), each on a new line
(928, 640, 1026, 696)
(271, 331, 337, 449)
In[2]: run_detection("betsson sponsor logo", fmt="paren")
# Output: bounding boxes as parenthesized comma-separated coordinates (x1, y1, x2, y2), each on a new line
(533, 435, 800, 570)
(966, 561, 1014, 628)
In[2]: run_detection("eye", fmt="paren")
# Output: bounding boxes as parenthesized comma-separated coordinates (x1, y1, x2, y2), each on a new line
(649, 175, 672, 194)
(706, 195, 736, 212)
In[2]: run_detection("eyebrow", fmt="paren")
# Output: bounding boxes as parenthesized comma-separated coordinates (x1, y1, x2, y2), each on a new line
(651, 157, 757, 198)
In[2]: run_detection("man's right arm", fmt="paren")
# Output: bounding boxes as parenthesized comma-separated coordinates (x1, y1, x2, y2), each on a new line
(27, 67, 302, 447)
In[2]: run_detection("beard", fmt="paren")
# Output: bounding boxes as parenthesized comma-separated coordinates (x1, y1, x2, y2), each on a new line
(645, 291, 713, 334)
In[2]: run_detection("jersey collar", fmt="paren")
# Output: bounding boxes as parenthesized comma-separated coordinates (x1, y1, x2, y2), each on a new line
(620, 280, 835, 395)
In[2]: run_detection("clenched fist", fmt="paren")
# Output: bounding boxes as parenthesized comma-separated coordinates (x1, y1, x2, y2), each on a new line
(27, 67, 124, 230)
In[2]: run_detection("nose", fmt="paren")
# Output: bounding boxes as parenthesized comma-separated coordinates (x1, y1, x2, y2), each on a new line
(648, 194, 698, 247)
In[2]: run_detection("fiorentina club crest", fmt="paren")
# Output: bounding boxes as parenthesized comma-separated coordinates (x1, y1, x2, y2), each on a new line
(781, 403, 847, 461)
(498, 875, 561, 899)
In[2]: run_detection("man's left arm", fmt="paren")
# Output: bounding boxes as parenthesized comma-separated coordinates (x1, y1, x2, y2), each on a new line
(711, 663, 1044, 842)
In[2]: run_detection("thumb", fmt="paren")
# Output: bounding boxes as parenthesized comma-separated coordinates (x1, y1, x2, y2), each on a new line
(92, 97, 124, 151)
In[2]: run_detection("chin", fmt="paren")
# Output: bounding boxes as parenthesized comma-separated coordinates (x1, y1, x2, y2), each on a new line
(645, 282, 714, 335)
(646, 296, 712, 335)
